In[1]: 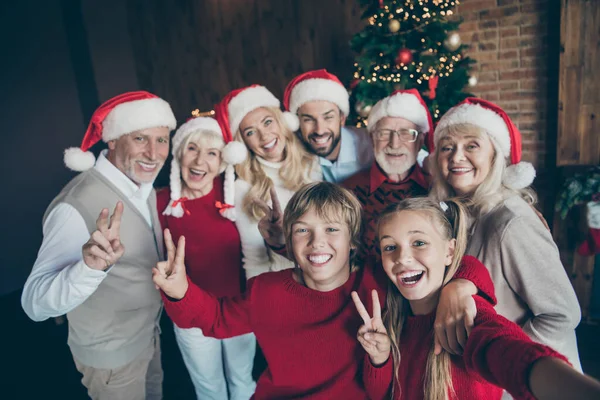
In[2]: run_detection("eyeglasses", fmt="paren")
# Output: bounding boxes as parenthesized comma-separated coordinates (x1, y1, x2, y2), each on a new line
(373, 128, 419, 142)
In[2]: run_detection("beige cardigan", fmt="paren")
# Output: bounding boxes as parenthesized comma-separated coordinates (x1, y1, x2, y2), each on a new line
(466, 194, 582, 371)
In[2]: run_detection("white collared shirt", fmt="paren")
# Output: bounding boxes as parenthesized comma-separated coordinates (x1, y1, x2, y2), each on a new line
(22, 151, 155, 321)
(319, 126, 374, 183)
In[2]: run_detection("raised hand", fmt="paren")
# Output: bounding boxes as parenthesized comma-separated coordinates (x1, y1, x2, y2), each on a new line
(152, 228, 189, 300)
(254, 187, 285, 249)
(352, 290, 391, 366)
(82, 202, 125, 271)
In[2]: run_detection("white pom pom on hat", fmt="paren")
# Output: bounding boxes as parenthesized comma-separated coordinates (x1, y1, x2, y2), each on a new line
(434, 97, 536, 190)
(162, 116, 247, 221)
(63, 91, 176, 171)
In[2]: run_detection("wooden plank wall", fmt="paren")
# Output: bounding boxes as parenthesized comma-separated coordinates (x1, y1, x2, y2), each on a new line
(553, 0, 600, 318)
(557, 0, 600, 166)
(127, 0, 364, 121)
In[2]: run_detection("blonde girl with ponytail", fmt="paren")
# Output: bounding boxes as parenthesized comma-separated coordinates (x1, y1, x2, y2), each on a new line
(354, 197, 600, 400)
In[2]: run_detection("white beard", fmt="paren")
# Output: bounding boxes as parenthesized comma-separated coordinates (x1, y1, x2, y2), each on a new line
(375, 150, 417, 178)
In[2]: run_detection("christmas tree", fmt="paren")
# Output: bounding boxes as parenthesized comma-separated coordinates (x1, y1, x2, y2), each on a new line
(349, 0, 476, 127)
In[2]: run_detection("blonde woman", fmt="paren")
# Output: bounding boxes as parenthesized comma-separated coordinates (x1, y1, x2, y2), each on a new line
(429, 98, 582, 373)
(214, 85, 322, 279)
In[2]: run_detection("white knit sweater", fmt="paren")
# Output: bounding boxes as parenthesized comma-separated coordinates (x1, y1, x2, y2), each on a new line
(234, 157, 322, 280)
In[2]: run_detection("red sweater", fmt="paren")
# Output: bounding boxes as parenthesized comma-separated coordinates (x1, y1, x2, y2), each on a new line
(343, 163, 429, 264)
(162, 256, 496, 399)
(364, 285, 568, 399)
(157, 177, 243, 297)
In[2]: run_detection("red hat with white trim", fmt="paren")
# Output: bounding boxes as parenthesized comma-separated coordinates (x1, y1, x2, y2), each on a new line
(64, 91, 177, 171)
(283, 69, 350, 130)
(214, 84, 297, 148)
(434, 97, 536, 190)
(162, 116, 247, 221)
(367, 89, 434, 151)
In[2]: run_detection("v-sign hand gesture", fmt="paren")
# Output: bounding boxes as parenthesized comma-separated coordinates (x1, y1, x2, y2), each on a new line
(352, 290, 391, 366)
(254, 187, 285, 249)
(82, 201, 125, 271)
(152, 229, 189, 300)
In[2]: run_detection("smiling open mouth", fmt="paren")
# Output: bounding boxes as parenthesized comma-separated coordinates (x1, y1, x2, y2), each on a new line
(311, 135, 331, 146)
(307, 254, 332, 265)
(398, 271, 424, 286)
(138, 161, 158, 172)
(263, 138, 277, 150)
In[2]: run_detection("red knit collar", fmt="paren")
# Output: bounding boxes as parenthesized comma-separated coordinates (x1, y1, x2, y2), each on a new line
(369, 161, 428, 194)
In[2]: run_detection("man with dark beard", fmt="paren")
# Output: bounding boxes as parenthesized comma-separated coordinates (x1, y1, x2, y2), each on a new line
(342, 89, 433, 263)
(283, 69, 373, 183)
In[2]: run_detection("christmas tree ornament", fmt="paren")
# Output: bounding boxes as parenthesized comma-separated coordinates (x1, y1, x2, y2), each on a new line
(350, 79, 360, 89)
(443, 32, 461, 51)
(395, 48, 413, 65)
(428, 74, 439, 100)
(468, 76, 478, 87)
(355, 101, 372, 118)
(388, 19, 401, 33)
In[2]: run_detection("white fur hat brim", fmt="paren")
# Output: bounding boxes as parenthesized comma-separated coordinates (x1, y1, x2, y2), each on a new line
(367, 92, 431, 133)
(435, 103, 511, 157)
(171, 117, 223, 156)
(228, 86, 281, 136)
(103, 97, 177, 142)
(288, 78, 350, 116)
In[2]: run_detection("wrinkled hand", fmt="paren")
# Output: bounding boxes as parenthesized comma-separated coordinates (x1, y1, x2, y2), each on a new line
(352, 290, 391, 366)
(82, 202, 125, 271)
(152, 229, 189, 300)
(254, 187, 285, 249)
(434, 279, 477, 355)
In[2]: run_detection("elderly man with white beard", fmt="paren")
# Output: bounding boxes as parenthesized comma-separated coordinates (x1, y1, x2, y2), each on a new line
(342, 89, 433, 264)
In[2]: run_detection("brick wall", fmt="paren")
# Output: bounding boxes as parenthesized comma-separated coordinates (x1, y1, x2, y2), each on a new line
(455, 0, 557, 169)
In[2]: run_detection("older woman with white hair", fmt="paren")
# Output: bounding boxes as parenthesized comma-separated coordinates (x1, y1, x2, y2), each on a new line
(157, 117, 256, 400)
(430, 98, 582, 374)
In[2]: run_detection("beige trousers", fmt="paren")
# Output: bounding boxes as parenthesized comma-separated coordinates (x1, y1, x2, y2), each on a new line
(73, 332, 163, 400)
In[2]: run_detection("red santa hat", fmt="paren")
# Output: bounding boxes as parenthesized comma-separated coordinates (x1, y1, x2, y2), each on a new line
(434, 97, 536, 190)
(214, 84, 298, 142)
(162, 117, 247, 221)
(64, 91, 177, 171)
(367, 89, 434, 151)
(283, 69, 350, 130)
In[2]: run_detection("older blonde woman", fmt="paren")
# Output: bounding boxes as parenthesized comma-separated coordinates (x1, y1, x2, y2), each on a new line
(214, 85, 322, 280)
(158, 117, 256, 400)
(430, 98, 582, 373)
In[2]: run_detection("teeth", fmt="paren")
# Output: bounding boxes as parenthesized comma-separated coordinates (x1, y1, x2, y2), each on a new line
(313, 136, 329, 144)
(399, 271, 423, 279)
(190, 169, 207, 176)
(451, 168, 471, 172)
(263, 139, 277, 149)
(308, 254, 332, 264)
(138, 162, 157, 170)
